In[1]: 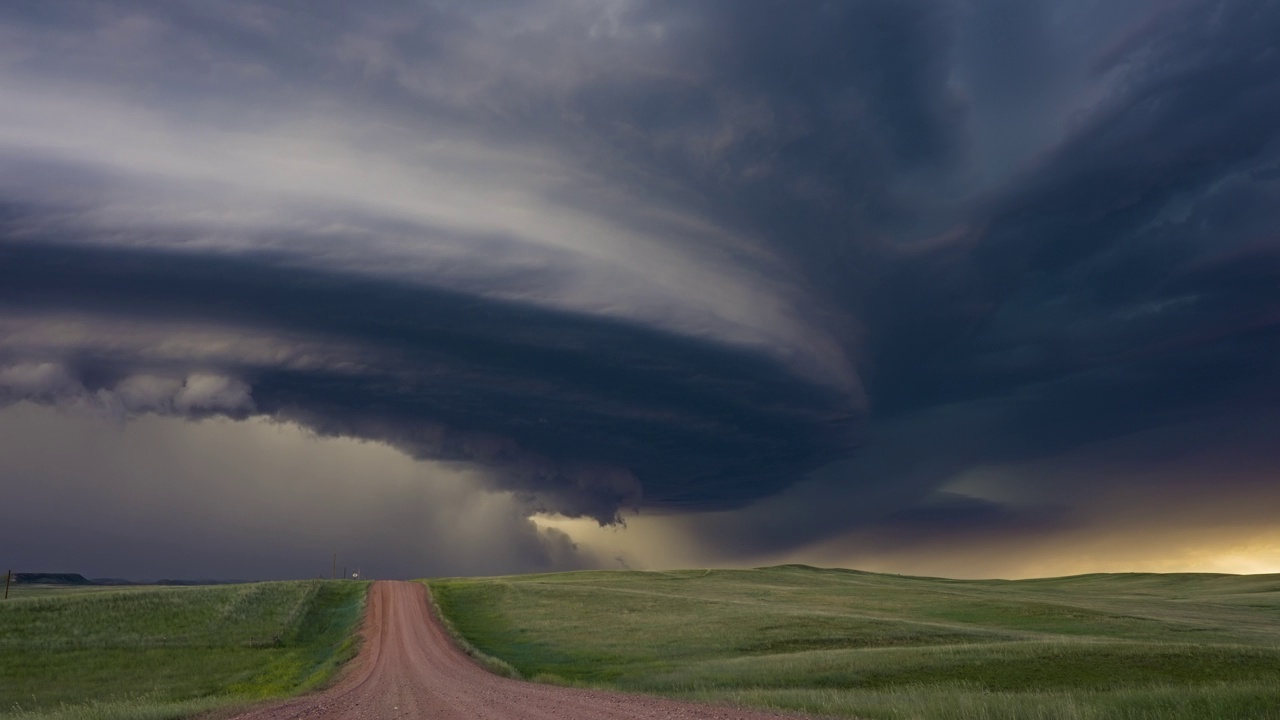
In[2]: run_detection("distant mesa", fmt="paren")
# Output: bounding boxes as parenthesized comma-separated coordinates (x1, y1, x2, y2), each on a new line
(11, 573, 243, 586)
(13, 573, 93, 585)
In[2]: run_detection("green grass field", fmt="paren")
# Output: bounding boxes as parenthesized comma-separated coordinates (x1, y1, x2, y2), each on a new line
(2, 584, 153, 601)
(0, 580, 368, 720)
(428, 566, 1280, 720)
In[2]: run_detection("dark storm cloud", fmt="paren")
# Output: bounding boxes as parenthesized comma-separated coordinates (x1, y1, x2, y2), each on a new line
(2, 0, 1280, 572)
(868, 492, 1074, 553)
(870, 0, 1280, 416)
(683, 0, 1280, 558)
(0, 236, 858, 523)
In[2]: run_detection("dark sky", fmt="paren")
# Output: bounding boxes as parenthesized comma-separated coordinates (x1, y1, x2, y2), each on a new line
(2, 0, 1279, 579)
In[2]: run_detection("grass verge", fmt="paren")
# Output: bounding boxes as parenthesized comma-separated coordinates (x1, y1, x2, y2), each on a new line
(420, 581, 521, 679)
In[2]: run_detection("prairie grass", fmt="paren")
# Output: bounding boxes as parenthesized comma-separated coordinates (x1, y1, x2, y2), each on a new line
(428, 565, 1280, 719)
(0, 581, 368, 720)
(0, 585, 152, 601)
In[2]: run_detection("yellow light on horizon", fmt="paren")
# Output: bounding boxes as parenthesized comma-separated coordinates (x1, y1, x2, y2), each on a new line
(534, 512, 1280, 578)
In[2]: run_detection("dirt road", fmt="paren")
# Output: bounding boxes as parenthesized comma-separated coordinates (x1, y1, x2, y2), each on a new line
(231, 580, 807, 719)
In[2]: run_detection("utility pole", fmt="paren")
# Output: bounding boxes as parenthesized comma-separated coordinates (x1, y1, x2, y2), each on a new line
(342, 565, 347, 580)
(4, 570, 10, 600)
(331, 553, 336, 580)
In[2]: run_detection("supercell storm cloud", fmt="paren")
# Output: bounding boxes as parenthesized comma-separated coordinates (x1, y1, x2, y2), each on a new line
(2, 0, 1279, 578)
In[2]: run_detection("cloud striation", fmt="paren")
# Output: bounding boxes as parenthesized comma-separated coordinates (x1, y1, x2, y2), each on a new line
(2, 0, 1279, 577)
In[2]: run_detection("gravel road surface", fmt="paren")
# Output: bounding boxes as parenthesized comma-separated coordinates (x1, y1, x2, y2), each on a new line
(230, 580, 809, 719)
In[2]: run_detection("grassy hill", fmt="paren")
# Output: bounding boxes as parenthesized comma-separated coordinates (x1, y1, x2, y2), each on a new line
(428, 565, 1280, 720)
(0, 580, 368, 720)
